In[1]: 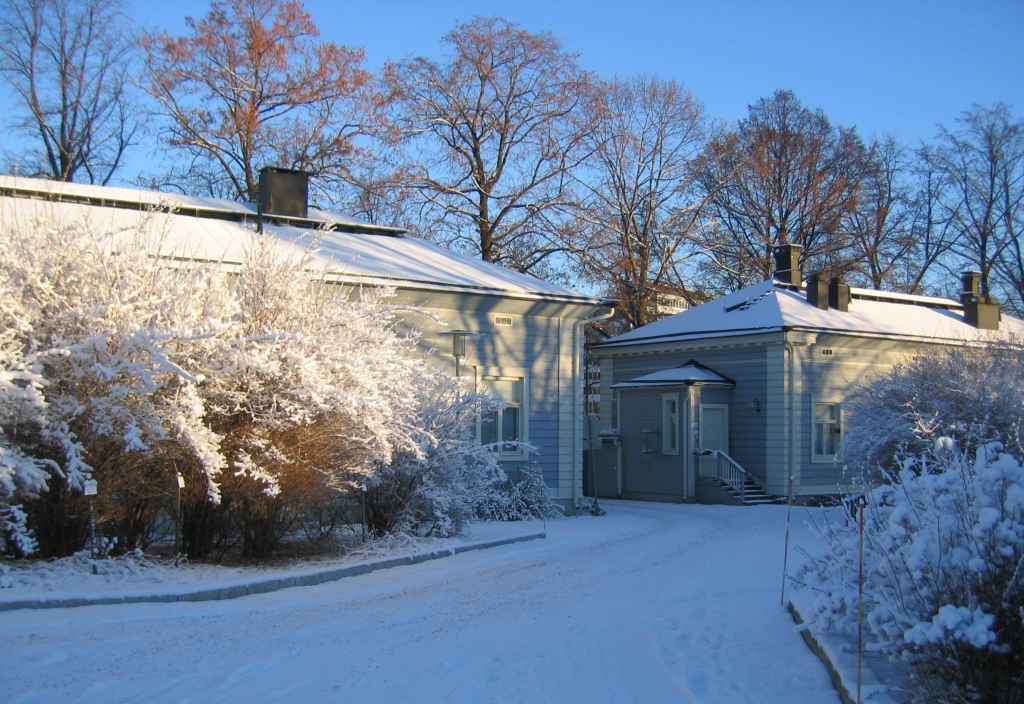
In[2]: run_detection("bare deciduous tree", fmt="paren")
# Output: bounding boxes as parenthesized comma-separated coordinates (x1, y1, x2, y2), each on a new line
(894, 147, 961, 295)
(926, 104, 1024, 303)
(569, 77, 708, 328)
(693, 90, 867, 290)
(389, 17, 596, 274)
(140, 0, 381, 202)
(0, 0, 137, 184)
(844, 137, 915, 290)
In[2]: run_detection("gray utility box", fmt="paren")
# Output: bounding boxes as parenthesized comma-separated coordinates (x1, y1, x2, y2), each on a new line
(259, 167, 309, 219)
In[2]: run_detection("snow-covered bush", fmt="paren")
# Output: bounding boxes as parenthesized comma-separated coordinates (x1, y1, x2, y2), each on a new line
(2, 204, 552, 559)
(799, 446, 1024, 702)
(1, 212, 218, 555)
(356, 373, 508, 537)
(843, 344, 1024, 481)
(477, 464, 564, 522)
(803, 344, 1024, 701)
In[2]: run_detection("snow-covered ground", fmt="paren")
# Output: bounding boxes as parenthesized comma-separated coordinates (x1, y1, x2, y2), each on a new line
(0, 520, 544, 604)
(2, 501, 838, 704)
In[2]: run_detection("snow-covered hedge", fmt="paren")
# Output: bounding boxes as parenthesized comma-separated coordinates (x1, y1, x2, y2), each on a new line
(1, 208, 541, 558)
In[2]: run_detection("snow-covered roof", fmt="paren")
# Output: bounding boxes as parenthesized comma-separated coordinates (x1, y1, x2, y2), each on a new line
(599, 279, 1024, 347)
(0, 176, 603, 304)
(611, 362, 734, 389)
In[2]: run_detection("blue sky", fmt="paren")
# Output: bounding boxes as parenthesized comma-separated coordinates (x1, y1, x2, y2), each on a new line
(5, 0, 1023, 183)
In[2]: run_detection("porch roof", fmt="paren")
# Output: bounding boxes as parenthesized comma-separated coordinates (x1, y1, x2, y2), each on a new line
(611, 361, 735, 389)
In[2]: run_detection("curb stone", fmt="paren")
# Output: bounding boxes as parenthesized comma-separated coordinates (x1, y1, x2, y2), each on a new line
(788, 600, 903, 704)
(0, 531, 545, 613)
(788, 601, 857, 704)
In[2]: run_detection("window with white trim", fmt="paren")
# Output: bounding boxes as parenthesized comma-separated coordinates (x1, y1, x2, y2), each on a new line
(813, 402, 842, 461)
(661, 393, 680, 455)
(480, 376, 525, 456)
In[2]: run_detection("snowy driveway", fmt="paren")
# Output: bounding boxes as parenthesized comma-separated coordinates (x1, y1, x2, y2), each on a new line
(3, 501, 837, 704)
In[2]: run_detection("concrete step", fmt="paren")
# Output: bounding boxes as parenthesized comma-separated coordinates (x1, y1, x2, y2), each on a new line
(718, 479, 785, 506)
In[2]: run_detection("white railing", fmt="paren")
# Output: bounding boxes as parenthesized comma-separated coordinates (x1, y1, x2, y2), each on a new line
(702, 449, 748, 501)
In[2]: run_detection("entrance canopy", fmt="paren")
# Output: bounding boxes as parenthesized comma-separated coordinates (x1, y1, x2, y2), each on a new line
(611, 360, 734, 390)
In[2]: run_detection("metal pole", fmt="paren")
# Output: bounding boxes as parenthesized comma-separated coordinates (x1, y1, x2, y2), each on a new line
(780, 473, 795, 607)
(88, 496, 97, 558)
(360, 485, 368, 543)
(857, 499, 866, 704)
(176, 484, 182, 556)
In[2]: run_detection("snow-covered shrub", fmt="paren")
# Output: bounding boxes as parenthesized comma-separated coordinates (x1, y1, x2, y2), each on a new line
(0, 206, 434, 557)
(0, 211, 221, 556)
(843, 344, 1024, 481)
(798, 445, 1024, 702)
(477, 464, 564, 522)
(354, 373, 509, 537)
(2, 203, 554, 559)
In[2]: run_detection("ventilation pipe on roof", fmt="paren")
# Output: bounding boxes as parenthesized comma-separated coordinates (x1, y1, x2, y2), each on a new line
(772, 244, 802, 286)
(806, 271, 829, 310)
(960, 270, 1001, 330)
(259, 167, 310, 219)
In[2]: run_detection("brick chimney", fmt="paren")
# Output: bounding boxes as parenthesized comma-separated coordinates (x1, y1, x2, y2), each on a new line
(805, 271, 850, 312)
(828, 275, 851, 312)
(773, 244, 802, 286)
(806, 271, 829, 310)
(960, 270, 1001, 330)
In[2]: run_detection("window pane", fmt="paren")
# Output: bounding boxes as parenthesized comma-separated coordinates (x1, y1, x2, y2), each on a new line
(824, 424, 839, 456)
(815, 403, 837, 422)
(483, 378, 522, 404)
(481, 411, 498, 445)
(663, 396, 679, 453)
(502, 406, 520, 443)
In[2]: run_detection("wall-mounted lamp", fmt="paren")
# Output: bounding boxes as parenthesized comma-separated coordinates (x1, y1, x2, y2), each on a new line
(440, 330, 476, 377)
(752, 397, 761, 414)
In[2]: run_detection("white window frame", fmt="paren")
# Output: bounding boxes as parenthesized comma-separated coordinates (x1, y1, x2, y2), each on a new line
(477, 372, 529, 461)
(699, 403, 730, 453)
(811, 400, 843, 463)
(661, 393, 680, 455)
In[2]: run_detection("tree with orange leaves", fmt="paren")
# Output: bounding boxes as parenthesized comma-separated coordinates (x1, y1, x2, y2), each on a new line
(140, 0, 381, 202)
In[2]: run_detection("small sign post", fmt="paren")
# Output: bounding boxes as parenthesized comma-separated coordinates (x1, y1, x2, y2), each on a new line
(856, 495, 868, 704)
(360, 482, 368, 543)
(175, 472, 185, 558)
(83, 479, 98, 558)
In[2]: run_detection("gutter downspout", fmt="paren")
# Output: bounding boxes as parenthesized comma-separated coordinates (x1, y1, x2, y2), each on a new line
(572, 306, 615, 512)
(783, 337, 801, 496)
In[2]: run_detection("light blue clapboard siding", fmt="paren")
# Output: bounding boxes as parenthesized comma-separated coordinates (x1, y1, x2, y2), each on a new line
(395, 298, 568, 490)
(608, 346, 769, 485)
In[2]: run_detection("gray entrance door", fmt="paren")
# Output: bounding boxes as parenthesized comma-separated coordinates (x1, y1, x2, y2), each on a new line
(620, 391, 685, 500)
(698, 404, 729, 478)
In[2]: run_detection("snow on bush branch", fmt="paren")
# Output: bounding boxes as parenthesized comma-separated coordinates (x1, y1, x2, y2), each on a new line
(798, 344, 1024, 702)
(1, 206, 525, 555)
(798, 446, 1024, 700)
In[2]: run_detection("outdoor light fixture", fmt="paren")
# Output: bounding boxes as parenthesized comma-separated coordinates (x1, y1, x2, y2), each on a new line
(439, 329, 476, 377)
(752, 397, 761, 413)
